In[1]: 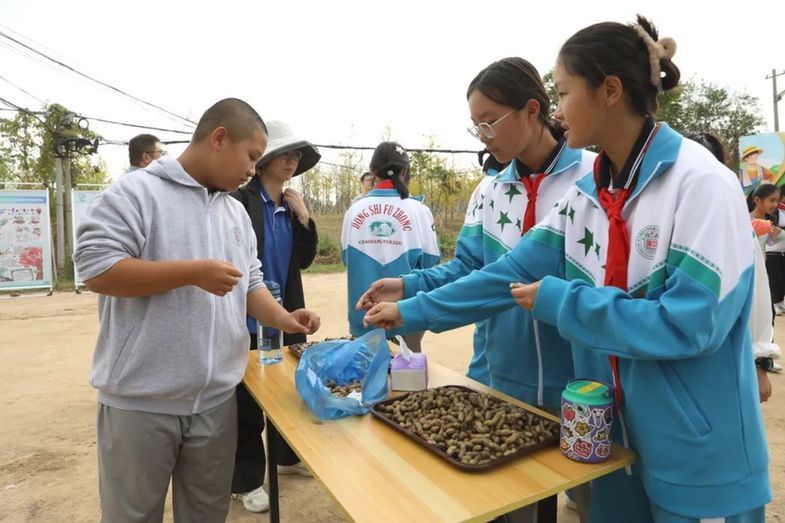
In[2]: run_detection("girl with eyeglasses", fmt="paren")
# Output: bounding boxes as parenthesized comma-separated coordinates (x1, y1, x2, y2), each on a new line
(359, 57, 594, 405)
(357, 57, 595, 520)
(364, 16, 770, 522)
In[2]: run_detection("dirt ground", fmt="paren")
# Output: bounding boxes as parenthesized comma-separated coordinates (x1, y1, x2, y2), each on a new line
(0, 272, 782, 522)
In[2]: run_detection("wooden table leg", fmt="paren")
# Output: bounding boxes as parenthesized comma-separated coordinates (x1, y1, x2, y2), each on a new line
(536, 495, 557, 523)
(267, 419, 280, 523)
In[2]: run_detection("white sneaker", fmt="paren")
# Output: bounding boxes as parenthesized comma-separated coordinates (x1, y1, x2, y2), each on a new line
(232, 486, 269, 513)
(772, 361, 783, 373)
(277, 462, 312, 477)
(774, 303, 785, 316)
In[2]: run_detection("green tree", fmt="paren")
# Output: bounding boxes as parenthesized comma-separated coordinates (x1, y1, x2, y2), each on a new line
(658, 80, 764, 166)
(542, 69, 764, 167)
(408, 137, 481, 224)
(330, 150, 364, 212)
(0, 103, 108, 187)
(542, 70, 559, 114)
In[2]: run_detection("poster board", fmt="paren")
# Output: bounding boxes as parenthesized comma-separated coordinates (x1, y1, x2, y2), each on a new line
(0, 190, 53, 291)
(71, 190, 102, 287)
(738, 132, 785, 191)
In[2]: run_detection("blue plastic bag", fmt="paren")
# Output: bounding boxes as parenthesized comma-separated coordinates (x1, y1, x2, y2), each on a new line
(295, 329, 390, 420)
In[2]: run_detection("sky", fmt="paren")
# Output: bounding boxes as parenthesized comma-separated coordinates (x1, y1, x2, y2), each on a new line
(0, 0, 783, 182)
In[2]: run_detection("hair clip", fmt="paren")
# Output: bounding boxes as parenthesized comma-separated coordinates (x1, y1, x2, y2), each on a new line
(632, 25, 677, 88)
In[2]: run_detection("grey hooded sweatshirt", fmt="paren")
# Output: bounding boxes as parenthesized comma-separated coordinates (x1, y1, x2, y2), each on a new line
(74, 156, 264, 415)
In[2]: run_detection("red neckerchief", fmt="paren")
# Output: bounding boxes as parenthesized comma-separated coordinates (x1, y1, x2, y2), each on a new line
(374, 180, 394, 189)
(522, 174, 546, 234)
(594, 123, 661, 408)
(519, 141, 566, 235)
(778, 202, 785, 211)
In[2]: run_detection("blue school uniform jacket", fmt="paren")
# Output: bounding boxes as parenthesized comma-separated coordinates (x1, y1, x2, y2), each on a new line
(396, 125, 770, 518)
(341, 186, 440, 338)
(403, 145, 595, 406)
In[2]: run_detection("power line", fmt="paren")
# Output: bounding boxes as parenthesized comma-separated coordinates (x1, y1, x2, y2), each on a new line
(0, 95, 55, 133)
(0, 23, 81, 70)
(0, 39, 61, 75)
(102, 139, 480, 156)
(0, 73, 47, 104)
(320, 161, 364, 173)
(0, 28, 197, 127)
(83, 115, 192, 134)
(313, 144, 478, 154)
(0, 77, 192, 135)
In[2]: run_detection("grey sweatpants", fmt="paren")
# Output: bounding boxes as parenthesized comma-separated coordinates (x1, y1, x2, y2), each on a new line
(97, 394, 237, 523)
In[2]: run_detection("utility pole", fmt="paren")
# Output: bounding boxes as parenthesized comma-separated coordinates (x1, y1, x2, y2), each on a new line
(52, 112, 97, 271)
(766, 69, 785, 132)
(54, 157, 65, 270)
(63, 158, 73, 258)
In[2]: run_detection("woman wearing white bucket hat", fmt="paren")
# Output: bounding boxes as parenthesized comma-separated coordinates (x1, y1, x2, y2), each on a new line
(229, 121, 320, 513)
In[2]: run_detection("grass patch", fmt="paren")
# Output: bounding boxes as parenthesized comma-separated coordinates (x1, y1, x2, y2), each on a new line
(303, 263, 346, 274)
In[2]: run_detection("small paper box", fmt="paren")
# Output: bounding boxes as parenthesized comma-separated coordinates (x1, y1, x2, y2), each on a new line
(390, 352, 428, 391)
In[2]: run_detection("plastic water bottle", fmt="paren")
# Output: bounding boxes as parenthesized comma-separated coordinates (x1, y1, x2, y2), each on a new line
(258, 281, 284, 365)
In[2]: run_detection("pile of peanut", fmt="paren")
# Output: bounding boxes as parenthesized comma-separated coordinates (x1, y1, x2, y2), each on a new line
(288, 337, 354, 359)
(375, 386, 558, 466)
(325, 379, 362, 398)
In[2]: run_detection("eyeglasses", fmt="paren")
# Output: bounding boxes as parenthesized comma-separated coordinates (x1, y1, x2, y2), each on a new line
(145, 149, 166, 157)
(281, 150, 303, 162)
(467, 107, 519, 140)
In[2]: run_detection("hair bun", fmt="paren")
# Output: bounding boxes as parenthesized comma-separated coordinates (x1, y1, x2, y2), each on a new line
(658, 37, 677, 60)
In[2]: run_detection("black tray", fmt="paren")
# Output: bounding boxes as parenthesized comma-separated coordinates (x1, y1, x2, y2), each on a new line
(370, 385, 559, 472)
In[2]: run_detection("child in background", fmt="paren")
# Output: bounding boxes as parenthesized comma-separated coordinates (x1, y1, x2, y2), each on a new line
(341, 141, 440, 351)
(688, 134, 779, 402)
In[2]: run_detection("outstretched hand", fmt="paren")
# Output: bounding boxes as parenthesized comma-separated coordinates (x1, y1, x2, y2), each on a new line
(363, 302, 403, 330)
(355, 278, 404, 311)
(280, 309, 321, 335)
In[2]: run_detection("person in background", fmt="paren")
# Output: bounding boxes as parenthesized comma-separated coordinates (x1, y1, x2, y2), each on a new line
(342, 141, 439, 352)
(688, 132, 780, 398)
(229, 120, 321, 513)
(766, 189, 785, 317)
(127, 133, 165, 172)
(351, 171, 376, 204)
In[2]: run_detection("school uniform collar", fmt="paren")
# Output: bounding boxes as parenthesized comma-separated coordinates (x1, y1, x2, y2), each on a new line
(575, 121, 683, 203)
(496, 139, 579, 183)
(367, 179, 402, 197)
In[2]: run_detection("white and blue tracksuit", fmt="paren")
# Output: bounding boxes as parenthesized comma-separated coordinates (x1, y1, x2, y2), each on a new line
(403, 144, 595, 406)
(341, 184, 440, 338)
(395, 125, 770, 521)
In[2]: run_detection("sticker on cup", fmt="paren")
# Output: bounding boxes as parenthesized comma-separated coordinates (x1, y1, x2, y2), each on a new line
(560, 380, 613, 463)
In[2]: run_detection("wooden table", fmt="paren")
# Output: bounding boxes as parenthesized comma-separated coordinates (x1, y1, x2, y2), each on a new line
(243, 350, 636, 523)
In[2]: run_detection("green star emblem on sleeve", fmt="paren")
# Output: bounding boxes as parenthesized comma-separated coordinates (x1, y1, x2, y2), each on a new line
(558, 203, 576, 224)
(503, 184, 522, 203)
(497, 211, 512, 232)
(577, 227, 594, 256)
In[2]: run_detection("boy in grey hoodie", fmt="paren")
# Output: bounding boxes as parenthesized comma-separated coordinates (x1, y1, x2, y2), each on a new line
(74, 98, 320, 523)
